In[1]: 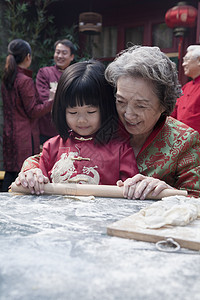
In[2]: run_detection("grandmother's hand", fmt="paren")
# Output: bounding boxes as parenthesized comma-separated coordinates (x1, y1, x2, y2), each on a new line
(15, 168, 49, 195)
(117, 174, 173, 200)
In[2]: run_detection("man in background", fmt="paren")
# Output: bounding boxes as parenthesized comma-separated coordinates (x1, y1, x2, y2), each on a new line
(36, 39, 76, 144)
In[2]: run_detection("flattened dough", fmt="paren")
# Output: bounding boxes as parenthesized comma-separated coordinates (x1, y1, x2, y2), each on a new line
(64, 195, 95, 201)
(133, 196, 200, 229)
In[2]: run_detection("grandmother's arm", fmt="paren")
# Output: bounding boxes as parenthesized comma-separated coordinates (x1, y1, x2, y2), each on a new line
(21, 154, 41, 172)
(15, 154, 49, 195)
(118, 129, 200, 199)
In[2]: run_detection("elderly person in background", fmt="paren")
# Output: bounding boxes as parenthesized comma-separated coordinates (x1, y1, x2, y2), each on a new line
(36, 39, 76, 144)
(171, 45, 200, 133)
(105, 45, 200, 198)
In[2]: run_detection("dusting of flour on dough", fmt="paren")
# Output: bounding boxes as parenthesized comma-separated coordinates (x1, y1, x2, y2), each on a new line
(64, 195, 95, 201)
(132, 195, 200, 229)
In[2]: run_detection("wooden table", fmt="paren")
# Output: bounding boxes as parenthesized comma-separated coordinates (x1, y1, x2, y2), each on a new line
(0, 192, 199, 300)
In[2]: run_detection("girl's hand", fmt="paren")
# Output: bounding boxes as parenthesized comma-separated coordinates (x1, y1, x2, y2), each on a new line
(15, 168, 49, 195)
(117, 174, 173, 200)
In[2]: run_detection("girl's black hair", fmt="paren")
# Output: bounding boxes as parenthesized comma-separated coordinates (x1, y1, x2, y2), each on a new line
(52, 60, 118, 144)
(2, 39, 32, 90)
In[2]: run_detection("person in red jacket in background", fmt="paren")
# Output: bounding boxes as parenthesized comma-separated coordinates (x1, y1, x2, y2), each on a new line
(36, 39, 76, 144)
(171, 45, 200, 133)
(1, 39, 54, 191)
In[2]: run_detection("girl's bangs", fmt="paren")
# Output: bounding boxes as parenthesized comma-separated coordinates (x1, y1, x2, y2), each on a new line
(65, 82, 101, 108)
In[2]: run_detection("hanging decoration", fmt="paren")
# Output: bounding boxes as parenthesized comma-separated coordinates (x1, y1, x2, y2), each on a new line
(79, 12, 102, 35)
(165, 1, 197, 60)
(165, 1, 197, 37)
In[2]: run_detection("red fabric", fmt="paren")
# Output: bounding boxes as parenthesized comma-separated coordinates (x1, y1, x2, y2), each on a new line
(171, 76, 200, 133)
(39, 133, 138, 185)
(36, 65, 62, 137)
(2, 67, 53, 172)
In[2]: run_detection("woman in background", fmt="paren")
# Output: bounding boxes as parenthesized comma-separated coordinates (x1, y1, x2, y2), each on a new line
(1, 39, 54, 191)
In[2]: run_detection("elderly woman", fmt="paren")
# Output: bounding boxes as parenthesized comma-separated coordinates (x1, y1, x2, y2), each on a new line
(15, 46, 200, 198)
(105, 45, 200, 198)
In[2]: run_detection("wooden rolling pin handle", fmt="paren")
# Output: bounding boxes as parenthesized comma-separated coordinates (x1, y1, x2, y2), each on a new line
(147, 188, 188, 199)
(10, 182, 188, 199)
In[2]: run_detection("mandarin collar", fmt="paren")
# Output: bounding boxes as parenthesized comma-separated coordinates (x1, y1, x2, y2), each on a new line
(137, 115, 166, 156)
(17, 66, 33, 78)
(193, 75, 200, 84)
(55, 64, 66, 73)
(69, 130, 94, 141)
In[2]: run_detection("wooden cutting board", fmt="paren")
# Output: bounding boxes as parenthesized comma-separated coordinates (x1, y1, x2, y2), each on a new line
(107, 214, 200, 251)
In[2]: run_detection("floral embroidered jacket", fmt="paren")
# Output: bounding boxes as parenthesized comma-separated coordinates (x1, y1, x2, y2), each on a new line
(136, 116, 200, 197)
(23, 132, 138, 185)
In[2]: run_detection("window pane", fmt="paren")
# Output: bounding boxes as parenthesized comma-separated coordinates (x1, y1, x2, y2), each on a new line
(125, 26, 144, 47)
(152, 23, 173, 48)
(92, 26, 117, 58)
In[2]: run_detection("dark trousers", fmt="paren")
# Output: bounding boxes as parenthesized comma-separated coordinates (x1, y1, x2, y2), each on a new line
(1, 171, 18, 192)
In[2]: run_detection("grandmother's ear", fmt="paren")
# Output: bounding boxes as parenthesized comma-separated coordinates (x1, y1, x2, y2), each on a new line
(160, 105, 165, 115)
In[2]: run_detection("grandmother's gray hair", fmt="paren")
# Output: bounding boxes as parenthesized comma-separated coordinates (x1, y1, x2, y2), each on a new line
(187, 45, 200, 59)
(105, 45, 182, 116)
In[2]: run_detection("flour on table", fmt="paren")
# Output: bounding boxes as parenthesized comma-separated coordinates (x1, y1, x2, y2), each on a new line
(64, 195, 95, 201)
(132, 196, 200, 229)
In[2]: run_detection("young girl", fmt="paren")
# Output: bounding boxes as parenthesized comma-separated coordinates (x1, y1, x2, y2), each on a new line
(15, 60, 138, 194)
(1, 39, 54, 192)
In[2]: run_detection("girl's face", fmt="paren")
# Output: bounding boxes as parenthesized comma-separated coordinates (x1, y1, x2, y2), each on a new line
(66, 104, 101, 136)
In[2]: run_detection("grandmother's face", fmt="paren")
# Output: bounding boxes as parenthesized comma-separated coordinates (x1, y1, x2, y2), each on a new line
(116, 76, 164, 137)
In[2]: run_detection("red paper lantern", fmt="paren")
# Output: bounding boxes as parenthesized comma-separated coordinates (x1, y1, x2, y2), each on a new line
(165, 2, 197, 36)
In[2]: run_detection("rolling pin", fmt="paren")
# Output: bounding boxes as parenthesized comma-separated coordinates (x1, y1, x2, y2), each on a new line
(10, 182, 188, 199)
